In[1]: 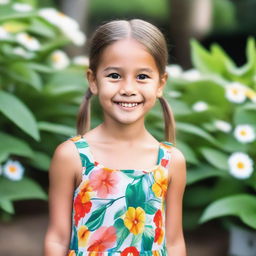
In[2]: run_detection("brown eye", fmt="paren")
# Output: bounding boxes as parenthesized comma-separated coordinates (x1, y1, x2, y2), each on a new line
(107, 73, 121, 79)
(137, 74, 149, 80)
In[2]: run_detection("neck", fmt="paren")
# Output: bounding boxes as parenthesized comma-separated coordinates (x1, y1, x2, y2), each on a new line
(98, 119, 151, 144)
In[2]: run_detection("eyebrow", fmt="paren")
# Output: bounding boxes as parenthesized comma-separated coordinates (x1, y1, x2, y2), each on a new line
(103, 67, 153, 73)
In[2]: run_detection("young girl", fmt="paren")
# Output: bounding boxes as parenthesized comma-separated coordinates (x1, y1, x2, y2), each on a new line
(44, 19, 187, 256)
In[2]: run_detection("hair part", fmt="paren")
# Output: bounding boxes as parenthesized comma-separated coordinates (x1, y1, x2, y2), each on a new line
(77, 19, 176, 145)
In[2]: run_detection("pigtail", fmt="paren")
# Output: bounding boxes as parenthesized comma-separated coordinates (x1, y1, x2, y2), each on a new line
(158, 96, 176, 146)
(76, 87, 93, 136)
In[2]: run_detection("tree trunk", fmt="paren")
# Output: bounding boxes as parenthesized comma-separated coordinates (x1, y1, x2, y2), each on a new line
(169, 0, 212, 68)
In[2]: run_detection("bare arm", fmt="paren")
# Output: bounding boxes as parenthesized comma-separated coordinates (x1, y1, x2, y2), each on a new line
(165, 147, 187, 256)
(44, 140, 80, 256)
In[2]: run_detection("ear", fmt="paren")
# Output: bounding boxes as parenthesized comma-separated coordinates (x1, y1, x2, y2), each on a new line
(157, 72, 168, 98)
(87, 68, 98, 95)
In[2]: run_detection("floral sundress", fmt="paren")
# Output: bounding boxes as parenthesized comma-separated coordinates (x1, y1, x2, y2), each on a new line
(67, 135, 174, 256)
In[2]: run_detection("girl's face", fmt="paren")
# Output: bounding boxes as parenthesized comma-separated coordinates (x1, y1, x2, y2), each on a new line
(87, 38, 167, 125)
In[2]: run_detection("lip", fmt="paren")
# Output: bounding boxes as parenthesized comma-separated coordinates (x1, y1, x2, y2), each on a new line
(113, 101, 143, 111)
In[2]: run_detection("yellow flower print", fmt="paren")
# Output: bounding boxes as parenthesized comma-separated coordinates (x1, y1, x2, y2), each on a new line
(124, 207, 145, 235)
(152, 167, 168, 198)
(67, 250, 76, 256)
(153, 250, 160, 256)
(70, 135, 82, 142)
(79, 180, 93, 203)
(78, 225, 90, 247)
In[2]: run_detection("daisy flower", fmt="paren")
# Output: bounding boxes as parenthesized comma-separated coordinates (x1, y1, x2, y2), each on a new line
(38, 8, 86, 46)
(214, 120, 232, 133)
(12, 3, 33, 12)
(50, 50, 70, 70)
(13, 47, 34, 59)
(16, 32, 41, 51)
(228, 152, 254, 179)
(192, 101, 208, 112)
(244, 87, 256, 103)
(225, 82, 246, 103)
(234, 124, 255, 143)
(166, 65, 183, 79)
(0, 26, 11, 40)
(3, 159, 25, 181)
(0, 0, 10, 5)
(73, 56, 89, 66)
(182, 69, 202, 81)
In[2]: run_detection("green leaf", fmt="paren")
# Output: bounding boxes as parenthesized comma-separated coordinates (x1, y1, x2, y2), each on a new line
(114, 207, 126, 220)
(0, 177, 47, 201)
(0, 132, 34, 160)
(125, 179, 146, 208)
(0, 91, 40, 140)
(199, 194, 256, 229)
(199, 147, 229, 170)
(176, 122, 219, 146)
(187, 165, 227, 185)
(113, 218, 130, 250)
(0, 199, 14, 214)
(85, 205, 107, 231)
(142, 225, 154, 251)
(190, 39, 222, 74)
(6, 62, 42, 90)
(28, 18, 56, 38)
(38, 121, 76, 136)
(176, 140, 199, 164)
(28, 151, 51, 171)
(144, 200, 158, 215)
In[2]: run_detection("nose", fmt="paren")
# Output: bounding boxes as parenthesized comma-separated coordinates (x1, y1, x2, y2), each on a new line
(119, 77, 137, 96)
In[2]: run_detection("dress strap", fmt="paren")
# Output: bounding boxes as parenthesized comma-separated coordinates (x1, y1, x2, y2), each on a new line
(68, 135, 95, 175)
(158, 141, 173, 169)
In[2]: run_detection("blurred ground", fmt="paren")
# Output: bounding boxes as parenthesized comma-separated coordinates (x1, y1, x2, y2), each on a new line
(0, 201, 229, 256)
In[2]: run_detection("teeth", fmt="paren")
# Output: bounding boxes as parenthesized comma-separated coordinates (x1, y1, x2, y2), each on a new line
(118, 102, 139, 108)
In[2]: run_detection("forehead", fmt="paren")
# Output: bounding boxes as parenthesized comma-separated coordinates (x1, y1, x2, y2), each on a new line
(97, 38, 158, 72)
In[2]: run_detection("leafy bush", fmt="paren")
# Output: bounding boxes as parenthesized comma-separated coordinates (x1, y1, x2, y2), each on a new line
(0, 0, 88, 218)
(165, 38, 256, 230)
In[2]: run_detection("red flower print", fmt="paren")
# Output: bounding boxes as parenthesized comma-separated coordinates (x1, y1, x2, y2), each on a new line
(161, 158, 168, 168)
(89, 167, 119, 198)
(87, 226, 116, 256)
(121, 246, 140, 256)
(154, 227, 164, 244)
(74, 194, 92, 226)
(153, 210, 163, 228)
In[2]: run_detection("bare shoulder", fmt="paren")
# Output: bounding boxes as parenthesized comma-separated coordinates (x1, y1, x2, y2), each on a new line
(50, 138, 81, 177)
(168, 145, 187, 183)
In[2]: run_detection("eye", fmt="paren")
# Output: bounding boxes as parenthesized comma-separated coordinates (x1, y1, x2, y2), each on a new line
(137, 74, 150, 80)
(107, 73, 121, 79)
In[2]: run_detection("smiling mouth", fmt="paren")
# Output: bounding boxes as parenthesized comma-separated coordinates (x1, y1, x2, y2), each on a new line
(113, 101, 143, 108)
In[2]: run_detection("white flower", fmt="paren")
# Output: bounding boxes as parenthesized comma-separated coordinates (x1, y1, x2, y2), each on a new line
(16, 32, 41, 51)
(12, 47, 34, 59)
(192, 101, 208, 112)
(12, 3, 33, 12)
(63, 29, 86, 46)
(214, 120, 232, 133)
(73, 56, 89, 66)
(168, 90, 182, 98)
(244, 88, 256, 103)
(228, 152, 254, 179)
(0, 0, 10, 5)
(3, 159, 25, 181)
(166, 65, 183, 79)
(225, 82, 246, 103)
(0, 26, 11, 40)
(182, 69, 202, 81)
(50, 50, 70, 70)
(234, 124, 256, 143)
(38, 8, 86, 46)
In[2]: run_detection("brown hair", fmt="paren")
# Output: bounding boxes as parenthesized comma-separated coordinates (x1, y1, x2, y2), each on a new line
(76, 19, 176, 144)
